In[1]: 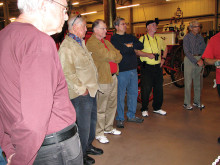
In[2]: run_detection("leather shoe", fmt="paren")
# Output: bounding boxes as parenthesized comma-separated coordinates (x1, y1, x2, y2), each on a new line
(87, 145, 103, 155)
(116, 120, 124, 128)
(84, 155, 95, 165)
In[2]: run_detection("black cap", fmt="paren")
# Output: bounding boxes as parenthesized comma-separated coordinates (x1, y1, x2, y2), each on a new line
(146, 18, 159, 27)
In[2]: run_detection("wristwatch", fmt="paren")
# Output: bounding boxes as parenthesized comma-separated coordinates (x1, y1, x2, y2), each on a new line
(161, 57, 166, 60)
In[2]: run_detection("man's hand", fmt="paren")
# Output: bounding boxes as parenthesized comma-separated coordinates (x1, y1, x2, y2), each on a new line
(197, 59, 204, 67)
(160, 58, 165, 67)
(124, 43, 133, 47)
(7, 154, 15, 165)
(148, 53, 155, 59)
(82, 89, 89, 96)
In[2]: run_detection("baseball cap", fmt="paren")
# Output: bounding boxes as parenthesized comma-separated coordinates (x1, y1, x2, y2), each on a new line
(146, 18, 159, 27)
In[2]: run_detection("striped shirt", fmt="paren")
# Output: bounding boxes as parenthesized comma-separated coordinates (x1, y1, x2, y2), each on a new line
(183, 32, 206, 64)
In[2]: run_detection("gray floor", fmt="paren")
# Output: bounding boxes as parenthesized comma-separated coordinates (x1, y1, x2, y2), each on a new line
(91, 72, 220, 165)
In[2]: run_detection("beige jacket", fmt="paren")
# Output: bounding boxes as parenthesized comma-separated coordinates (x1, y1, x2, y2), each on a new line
(58, 35, 99, 99)
(86, 34, 122, 84)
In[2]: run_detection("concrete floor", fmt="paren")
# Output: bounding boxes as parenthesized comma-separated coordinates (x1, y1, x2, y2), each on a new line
(91, 72, 220, 165)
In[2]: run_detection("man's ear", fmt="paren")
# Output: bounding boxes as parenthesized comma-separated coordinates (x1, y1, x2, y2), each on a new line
(41, 0, 51, 12)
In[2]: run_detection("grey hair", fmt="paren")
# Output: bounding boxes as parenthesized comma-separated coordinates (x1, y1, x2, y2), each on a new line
(68, 15, 85, 31)
(92, 19, 105, 31)
(189, 20, 199, 29)
(17, 0, 45, 13)
(113, 17, 125, 28)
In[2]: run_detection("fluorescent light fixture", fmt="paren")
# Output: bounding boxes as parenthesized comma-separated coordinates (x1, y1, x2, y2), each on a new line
(72, 2, 79, 5)
(0, 3, 4, 6)
(10, 18, 16, 22)
(166, 0, 171, 1)
(81, 11, 97, 15)
(116, 4, 140, 9)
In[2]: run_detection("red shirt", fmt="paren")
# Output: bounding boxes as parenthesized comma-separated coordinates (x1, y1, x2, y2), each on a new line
(202, 32, 220, 84)
(0, 22, 76, 164)
(101, 39, 118, 74)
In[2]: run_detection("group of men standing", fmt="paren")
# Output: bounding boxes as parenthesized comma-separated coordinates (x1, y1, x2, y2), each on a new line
(0, 0, 220, 164)
(57, 15, 168, 165)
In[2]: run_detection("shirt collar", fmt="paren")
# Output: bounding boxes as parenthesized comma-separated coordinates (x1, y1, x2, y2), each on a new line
(68, 33, 82, 46)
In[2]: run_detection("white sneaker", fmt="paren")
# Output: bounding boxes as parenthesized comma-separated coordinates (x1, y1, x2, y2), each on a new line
(95, 136, 109, 144)
(104, 128, 121, 135)
(153, 109, 167, 115)
(142, 111, 149, 117)
(193, 103, 205, 109)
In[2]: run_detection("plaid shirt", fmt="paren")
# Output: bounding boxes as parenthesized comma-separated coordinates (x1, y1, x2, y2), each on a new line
(68, 33, 82, 46)
(183, 32, 206, 64)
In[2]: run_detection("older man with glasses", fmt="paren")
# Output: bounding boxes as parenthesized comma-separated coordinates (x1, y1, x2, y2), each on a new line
(86, 19, 122, 144)
(0, 0, 83, 164)
(58, 15, 103, 165)
(183, 20, 206, 110)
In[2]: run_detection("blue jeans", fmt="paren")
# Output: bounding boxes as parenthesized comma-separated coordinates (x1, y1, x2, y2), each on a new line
(116, 69, 138, 121)
(0, 147, 7, 165)
(71, 94, 97, 156)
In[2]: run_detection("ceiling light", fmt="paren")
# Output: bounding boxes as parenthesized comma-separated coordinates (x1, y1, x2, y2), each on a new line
(72, 2, 79, 5)
(0, 3, 4, 6)
(116, 4, 140, 10)
(81, 11, 97, 15)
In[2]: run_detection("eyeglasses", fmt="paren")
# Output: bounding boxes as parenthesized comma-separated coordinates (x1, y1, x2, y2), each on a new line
(51, 0, 68, 14)
(72, 14, 81, 26)
(98, 27, 107, 30)
(119, 23, 127, 26)
(192, 25, 200, 28)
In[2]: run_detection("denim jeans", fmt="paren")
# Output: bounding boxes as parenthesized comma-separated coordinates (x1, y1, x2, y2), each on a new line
(0, 147, 7, 165)
(34, 125, 83, 165)
(71, 94, 97, 156)
(116, 69, 138, 121)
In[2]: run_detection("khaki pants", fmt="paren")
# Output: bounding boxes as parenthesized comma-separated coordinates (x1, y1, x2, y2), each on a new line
(184, 56, 203, 105)
(96, 75, 118, 136)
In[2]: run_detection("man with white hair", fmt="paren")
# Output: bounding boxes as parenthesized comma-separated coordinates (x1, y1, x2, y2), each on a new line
(58, 15, 103, 165)
(183, 20, 206, 110)
(0, 0, 83, 164)
(86, 19, 122, 144)
(136, 19, 168, 117)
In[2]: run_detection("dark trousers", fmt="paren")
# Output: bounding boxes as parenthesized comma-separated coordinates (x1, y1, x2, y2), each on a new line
(217, 84, 220, 97)
(71, 94, 97, 156)
(140, 63, 163, 111)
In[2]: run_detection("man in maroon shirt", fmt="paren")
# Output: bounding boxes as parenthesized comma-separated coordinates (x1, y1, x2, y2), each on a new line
(0, 0, 83, 164)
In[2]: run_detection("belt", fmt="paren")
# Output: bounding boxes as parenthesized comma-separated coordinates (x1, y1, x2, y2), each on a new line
(193, 54, 201, 56)
(142, 62, 160, 68)
(42, 125, 77, 146)
(112, 73, 116, 76)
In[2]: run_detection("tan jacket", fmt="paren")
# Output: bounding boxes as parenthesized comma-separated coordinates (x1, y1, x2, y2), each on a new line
(58, 35, 99, 99)
(86, 34, 122, 84)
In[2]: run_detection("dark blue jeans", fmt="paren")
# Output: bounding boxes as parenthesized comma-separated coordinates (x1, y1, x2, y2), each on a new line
(116, 69, 138, 121)
(0, 147, 7, 165)
(71, 94, 97, 156)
